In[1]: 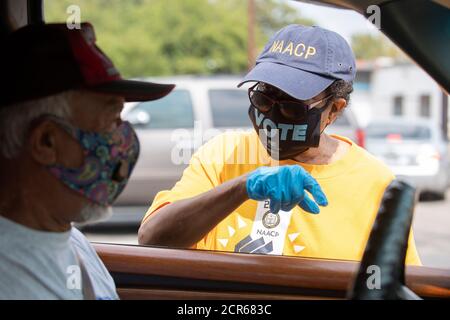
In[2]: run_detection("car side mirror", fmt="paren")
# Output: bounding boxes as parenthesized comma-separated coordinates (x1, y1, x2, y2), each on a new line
(127, 110, 151, 127)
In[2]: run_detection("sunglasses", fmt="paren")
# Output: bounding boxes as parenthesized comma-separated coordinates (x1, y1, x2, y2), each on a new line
(248, 83, 333, 120)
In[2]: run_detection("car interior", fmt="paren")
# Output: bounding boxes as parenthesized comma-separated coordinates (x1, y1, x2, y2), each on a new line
(1, 0, 449, 300)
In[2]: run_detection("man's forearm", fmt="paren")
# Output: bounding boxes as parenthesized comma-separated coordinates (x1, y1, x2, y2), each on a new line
(138, 175, 248, 248)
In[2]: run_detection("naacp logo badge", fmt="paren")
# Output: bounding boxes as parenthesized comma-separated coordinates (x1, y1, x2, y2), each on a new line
(262, 211, 280, 229)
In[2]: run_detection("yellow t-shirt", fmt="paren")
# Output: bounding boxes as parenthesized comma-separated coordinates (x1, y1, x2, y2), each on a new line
(143, 131, 421, 265)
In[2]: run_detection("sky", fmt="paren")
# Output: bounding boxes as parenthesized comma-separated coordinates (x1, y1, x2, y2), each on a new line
(288, 1, 380, 42)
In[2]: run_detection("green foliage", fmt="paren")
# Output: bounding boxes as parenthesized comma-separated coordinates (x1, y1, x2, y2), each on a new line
(45, 0, 313, 77)
(351, 33, 405, 60)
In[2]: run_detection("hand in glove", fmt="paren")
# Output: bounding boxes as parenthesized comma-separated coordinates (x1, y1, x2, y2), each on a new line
(246, 165, 328, 214)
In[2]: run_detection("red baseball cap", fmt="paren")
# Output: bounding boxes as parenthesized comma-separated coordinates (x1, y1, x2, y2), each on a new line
(0, 22, 175, 107)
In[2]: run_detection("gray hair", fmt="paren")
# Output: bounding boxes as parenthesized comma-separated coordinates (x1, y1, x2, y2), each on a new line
(0, 91, 73, 159)
(329, 80, 353, 104)
(327, 80, 353, 117)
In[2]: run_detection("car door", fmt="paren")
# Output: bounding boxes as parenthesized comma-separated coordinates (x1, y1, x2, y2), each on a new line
(94, 242, 450, 300)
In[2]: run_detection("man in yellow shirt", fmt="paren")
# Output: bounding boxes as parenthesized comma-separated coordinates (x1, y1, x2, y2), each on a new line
(138, 24, 421, 265)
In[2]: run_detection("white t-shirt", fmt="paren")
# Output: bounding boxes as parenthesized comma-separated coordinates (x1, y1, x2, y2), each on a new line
(0, 216, 118, 300)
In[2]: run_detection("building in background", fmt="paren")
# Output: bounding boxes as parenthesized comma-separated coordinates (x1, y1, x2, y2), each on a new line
(351, 58, 449, 139)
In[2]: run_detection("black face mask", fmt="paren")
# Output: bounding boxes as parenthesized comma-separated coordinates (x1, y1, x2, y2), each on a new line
(248, 103, 330, 160)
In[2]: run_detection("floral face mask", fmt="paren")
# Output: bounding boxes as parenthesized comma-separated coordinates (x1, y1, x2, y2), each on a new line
(46, 116, 140, 206)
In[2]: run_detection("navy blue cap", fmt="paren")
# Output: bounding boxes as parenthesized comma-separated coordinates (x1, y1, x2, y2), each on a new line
(238, 24, 356, 100)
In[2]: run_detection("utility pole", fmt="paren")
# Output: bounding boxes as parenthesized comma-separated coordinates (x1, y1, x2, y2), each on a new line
(247, 0, 256, 71)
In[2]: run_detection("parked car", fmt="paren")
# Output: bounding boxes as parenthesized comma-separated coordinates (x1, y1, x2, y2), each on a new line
(115, 76, 250, 205)
(116, 76, 363, 205)
(365, 119, 450, 199)
(326, 106, 365, 148)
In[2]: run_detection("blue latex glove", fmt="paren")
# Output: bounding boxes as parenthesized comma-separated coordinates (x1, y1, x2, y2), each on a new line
(246, 165, 328, 214)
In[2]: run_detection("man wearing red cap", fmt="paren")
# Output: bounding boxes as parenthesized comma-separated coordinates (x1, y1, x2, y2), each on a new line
(0, 23, 174, 299)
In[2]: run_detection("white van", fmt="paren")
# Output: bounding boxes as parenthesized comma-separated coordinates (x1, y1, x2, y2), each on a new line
(116, 76, 363, 205)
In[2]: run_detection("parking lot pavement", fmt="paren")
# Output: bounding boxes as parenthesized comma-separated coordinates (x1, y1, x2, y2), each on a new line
(82, 206, 143, 245)
(413, 189, 450, 269)
(84, 191, 450, 269)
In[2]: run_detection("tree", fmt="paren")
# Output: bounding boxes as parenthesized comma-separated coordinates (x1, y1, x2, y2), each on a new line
(351, 33, 405, 60)
(45, 0, 314, 77)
